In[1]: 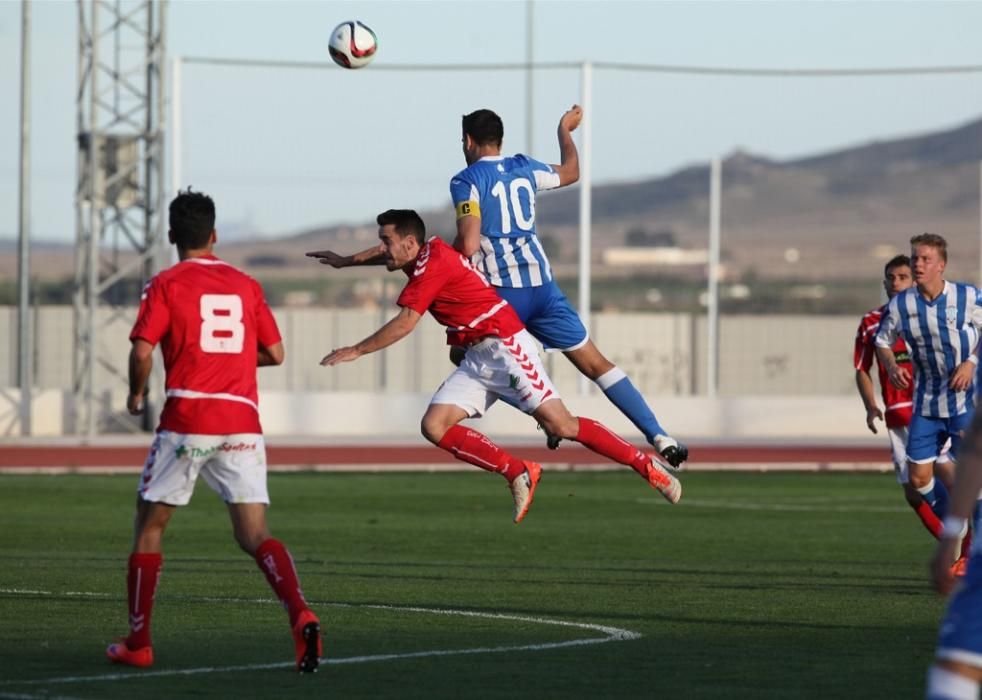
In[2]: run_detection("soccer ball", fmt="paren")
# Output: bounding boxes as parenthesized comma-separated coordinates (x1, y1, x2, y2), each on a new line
(328, 21, 378, 69)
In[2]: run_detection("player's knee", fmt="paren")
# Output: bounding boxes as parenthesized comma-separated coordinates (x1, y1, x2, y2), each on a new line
(540, 415, 578, 440)
(908, 467, 933, 489)
(233, 528, 268, 556)
(420, 416, 447, 445)
(568, 349, 614, 380)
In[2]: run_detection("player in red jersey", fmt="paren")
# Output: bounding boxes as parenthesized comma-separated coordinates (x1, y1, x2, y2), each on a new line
(854, 254, 967, 571)
(105, 189, 322, 673)
(319, 209, 681, 522)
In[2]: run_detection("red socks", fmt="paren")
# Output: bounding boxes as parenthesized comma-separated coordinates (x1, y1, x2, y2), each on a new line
(913, 500, 944, 539)
(910, 499, 972, 558)
(126, 552, 162, 650)
(124, 541, 309, 650)
(255, 538, 310, 627)
(575, 417, 651, 475)
(437, 424, 526, 482)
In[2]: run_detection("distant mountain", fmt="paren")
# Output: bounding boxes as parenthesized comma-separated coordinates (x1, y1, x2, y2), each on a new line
(529, 115, 982, 281)
(2, 115, 980, 284)
(239, 114, 981, 282)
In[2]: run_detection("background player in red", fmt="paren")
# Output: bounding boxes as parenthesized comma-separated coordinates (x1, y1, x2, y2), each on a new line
(320, 209, 681, 523)
(855, 256, 955, 534)
(105, 189, 322, 673)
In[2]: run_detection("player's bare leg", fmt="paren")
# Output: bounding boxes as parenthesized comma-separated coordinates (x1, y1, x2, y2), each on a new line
(563, 340, 688, 468)
(533, 398, 681, 504)
(911, 459, 970, 574)
(422, 403, 541, 523)
(228, 503, 322, 673)
(106, 499, 173, 668)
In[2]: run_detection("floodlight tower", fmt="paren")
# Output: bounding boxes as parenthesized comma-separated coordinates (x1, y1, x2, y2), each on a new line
(74, 0, 167, 435)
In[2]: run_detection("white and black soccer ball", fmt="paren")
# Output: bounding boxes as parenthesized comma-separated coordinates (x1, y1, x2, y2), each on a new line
(328, 21, 378, 69)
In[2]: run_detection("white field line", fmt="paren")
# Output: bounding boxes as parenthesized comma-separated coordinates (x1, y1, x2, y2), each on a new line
(0, 590, 640, 687)
(638, 497, 908, 513)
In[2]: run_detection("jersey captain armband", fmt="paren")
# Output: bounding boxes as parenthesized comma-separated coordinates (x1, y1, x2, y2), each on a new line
(455, 200, 480, 220)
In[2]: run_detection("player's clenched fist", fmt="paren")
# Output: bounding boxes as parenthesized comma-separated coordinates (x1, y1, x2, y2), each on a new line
(560, 105, 582, 133)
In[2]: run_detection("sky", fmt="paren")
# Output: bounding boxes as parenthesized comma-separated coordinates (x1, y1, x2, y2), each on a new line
(1, 0, 982, 243)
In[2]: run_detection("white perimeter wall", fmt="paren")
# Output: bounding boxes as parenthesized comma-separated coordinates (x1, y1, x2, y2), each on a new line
(0, 306, 873, 439)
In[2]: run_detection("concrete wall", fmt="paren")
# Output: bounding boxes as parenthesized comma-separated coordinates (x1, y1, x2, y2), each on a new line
(0, 388, 882, 443)
(0, 306, 867, 437)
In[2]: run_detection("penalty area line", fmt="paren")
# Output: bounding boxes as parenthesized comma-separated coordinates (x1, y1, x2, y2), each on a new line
(0, 591, 641, 687)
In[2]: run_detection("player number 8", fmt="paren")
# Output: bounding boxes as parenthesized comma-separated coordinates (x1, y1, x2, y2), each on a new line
(200, 294, 245, 353)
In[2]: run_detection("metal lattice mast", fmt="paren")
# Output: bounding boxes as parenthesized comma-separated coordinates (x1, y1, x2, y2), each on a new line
(74, 0, 166, 436)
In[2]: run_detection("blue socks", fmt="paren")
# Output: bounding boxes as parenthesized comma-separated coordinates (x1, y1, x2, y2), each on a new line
(917, 477, 950, 519)
(595, 367, 665, 442)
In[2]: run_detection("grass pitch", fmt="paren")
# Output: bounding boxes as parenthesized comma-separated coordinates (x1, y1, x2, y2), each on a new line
(0, 470, 948, 698)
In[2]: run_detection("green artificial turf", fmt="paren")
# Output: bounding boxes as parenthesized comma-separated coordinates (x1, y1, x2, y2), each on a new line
(0, 471, 949, 698)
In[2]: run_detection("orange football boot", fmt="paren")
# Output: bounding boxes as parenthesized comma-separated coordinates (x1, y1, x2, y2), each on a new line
(293, 609, 322, 673)
(510, 461, 542, 524)
(106, 641, 153, 668)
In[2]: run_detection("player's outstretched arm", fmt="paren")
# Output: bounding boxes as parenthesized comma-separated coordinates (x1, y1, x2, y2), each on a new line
(257, 341, 285, 367)
(306, 243, 387, 268)
(551, 104, 582, 187)
(321, 306, 422, 366)
(127, 338, 154, 415)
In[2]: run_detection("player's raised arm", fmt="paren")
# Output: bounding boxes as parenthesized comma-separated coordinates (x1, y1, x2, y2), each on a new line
(321, 306, 422, 366)
(305, 242, 387, 267)
(550, 104, 582, 187)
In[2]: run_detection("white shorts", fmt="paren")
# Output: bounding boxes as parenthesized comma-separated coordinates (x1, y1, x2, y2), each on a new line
(430, 329, 560, 418)
(138, 431, 270, 506)
(888, 426, 909, 484)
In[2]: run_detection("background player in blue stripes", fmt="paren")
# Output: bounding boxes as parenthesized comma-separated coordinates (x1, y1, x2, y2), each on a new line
(927, 364, 982, 699)
(447, 106, 687, 467)
(876, 233, 982, 566)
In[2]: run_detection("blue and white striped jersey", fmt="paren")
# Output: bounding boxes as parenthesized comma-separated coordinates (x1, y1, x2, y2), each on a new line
(875, 281, 982, 418)
(450, 154, 561, 288)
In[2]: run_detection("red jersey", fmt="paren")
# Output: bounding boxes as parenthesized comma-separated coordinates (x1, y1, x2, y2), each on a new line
(129, 255, 281, 434)
(854, 304, 913, 428)
(397, 237, 525, 346)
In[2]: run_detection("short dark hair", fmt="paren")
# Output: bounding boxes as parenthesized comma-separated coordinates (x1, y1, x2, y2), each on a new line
(910, 232, 948, 262)
(884, 254, 911, 277)
(377, 209, 426, 245)
(169, 188, 215, 250)
(462, 109, 503, 148)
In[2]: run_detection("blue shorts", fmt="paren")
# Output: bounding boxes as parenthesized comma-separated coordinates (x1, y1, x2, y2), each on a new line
(937, 552, 982, 666)
(496, 281, 588, 352)
(907, 412, 973, 463)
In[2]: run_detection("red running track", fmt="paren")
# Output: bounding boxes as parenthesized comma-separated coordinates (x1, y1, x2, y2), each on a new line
(0, 443, 891, 470)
